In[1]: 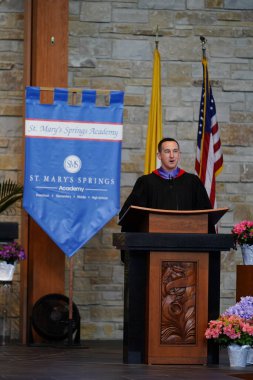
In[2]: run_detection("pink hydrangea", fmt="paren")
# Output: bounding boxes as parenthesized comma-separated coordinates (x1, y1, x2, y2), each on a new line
(205, 314, 253, 347)
(232, 220, 253, 246)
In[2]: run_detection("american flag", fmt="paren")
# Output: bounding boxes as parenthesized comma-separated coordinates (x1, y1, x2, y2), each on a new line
(195, 56, 223, 208)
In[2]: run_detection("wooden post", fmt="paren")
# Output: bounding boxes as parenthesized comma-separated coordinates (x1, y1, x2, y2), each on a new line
(21, 0, 68, 344)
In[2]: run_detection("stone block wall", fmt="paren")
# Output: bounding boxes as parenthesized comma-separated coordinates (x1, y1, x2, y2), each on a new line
(0, 0, 253, 340)
(68, 0, 253, 339)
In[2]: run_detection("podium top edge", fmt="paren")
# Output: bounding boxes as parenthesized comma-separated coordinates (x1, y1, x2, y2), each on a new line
(118, 205, 229, 226)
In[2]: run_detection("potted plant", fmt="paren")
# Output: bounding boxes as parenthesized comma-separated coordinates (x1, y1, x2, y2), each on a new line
(223, 296, 253, 365)
(0, 179, 23, 214)
(205, 298, 253, 367)
(231, 220, 253, 265)
(0, 242, 26, 281)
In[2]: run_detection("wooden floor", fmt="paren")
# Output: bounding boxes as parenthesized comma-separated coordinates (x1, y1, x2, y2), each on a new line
(0, 341, 253, 379)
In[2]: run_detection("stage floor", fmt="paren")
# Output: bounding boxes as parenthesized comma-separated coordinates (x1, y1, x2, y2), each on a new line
(0, 340, 253, 379)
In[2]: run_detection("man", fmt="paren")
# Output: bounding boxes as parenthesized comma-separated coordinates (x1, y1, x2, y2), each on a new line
(119, 137, 212, 220)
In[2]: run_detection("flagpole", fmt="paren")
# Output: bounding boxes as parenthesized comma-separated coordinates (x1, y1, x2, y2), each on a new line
(155, 24, 159, 49)
(68, 256, 74, 345)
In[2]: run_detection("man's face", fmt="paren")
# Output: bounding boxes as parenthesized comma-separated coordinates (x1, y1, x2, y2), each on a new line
(157, 140, 181, 171)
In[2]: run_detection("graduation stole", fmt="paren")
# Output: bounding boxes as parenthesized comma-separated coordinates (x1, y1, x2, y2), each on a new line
(153, 167, 185, 179)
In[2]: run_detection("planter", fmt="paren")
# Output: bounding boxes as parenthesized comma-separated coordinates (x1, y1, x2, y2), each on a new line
(241, 244, 253, 265)
(228, 344, 250, 367)
(0, 262, 16, 282)
(247, 347, 253, 364)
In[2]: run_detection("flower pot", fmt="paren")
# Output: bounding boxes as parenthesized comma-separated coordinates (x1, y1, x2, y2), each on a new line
(227, 344, 250, 367)
(241, 244, 253, 265)
(247, 347, 253, 364)
(0, 261, 16, 282)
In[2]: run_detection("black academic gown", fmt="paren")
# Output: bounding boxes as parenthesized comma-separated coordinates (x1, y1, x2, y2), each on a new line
(119, 171, 212, 220)
(119, 171, 214, 262)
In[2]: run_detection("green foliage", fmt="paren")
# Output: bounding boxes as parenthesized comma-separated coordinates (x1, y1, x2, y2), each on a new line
(0, 179, 23, 214)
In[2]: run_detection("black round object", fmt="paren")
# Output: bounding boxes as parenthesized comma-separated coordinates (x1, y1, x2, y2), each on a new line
(31, 293, 80, 341)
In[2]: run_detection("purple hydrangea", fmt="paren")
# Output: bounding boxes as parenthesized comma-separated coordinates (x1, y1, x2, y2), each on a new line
(223, 296, 253, 320)
(0, 242, 26, 264)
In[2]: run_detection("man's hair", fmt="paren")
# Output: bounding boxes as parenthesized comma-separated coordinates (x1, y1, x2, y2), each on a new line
(158, 137, 180, 152)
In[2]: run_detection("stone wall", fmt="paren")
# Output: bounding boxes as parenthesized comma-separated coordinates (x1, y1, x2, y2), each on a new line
(68, 0, 253, 339)
(0, 0, 253, 341)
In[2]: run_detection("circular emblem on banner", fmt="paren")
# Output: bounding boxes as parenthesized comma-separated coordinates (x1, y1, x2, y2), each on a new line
(64, 155, 82, 173)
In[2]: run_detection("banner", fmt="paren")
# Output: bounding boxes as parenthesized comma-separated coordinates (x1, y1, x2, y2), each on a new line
(23, 87, 124, 257)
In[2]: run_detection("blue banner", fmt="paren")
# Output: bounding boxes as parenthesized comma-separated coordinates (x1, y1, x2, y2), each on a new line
(23, 87, 124, 257)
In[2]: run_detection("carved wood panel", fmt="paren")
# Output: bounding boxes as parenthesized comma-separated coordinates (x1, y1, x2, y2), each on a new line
(161, 261, 196, 344)
(147, 251, 208, 364)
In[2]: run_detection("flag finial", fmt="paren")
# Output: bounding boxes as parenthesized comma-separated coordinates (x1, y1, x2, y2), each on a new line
(155, 25, 159, 48)
(200, 35, 207, 58)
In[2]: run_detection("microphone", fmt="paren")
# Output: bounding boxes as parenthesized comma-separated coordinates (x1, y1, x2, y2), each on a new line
(169, 176, 173, 189)
(168, 177, 179, 210)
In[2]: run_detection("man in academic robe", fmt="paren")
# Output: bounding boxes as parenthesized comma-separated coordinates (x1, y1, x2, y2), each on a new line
(119, 137, 212, 221)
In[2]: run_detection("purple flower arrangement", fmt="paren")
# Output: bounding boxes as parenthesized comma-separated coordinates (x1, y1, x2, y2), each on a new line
(0, 241, 26, 265)
(223, 296, 253, 321)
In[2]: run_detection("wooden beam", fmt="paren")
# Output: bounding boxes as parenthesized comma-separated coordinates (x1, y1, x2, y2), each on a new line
(21, 0, 68, 344)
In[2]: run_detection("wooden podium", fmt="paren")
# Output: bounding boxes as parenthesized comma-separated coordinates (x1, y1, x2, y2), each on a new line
(113, 206, 234, 365)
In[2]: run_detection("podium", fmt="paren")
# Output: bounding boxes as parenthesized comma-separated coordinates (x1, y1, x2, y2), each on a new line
(113, 206, 234, 365)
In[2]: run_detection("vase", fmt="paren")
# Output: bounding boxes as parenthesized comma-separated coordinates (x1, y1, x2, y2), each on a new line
(241, 244, 253, 265)
(247, 347, 253, 364)
(0, 262, 16, 282)
(227, 344, 250, 367)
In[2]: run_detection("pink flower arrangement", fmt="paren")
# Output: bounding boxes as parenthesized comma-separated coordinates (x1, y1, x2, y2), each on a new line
(205, 315, 253, 347)
(231, 220, 253, 246)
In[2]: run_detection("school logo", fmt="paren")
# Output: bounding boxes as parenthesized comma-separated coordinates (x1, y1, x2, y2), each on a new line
(64, 155, 82, 174)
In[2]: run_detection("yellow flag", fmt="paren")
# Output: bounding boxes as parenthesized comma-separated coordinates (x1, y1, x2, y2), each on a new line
(144, 47, 162, 174)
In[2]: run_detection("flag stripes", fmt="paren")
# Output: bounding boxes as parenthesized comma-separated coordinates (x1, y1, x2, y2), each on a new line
(195, 56, 223, 208)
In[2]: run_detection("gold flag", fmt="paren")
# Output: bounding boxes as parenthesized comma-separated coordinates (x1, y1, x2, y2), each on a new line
(144, 47, 162, 174)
